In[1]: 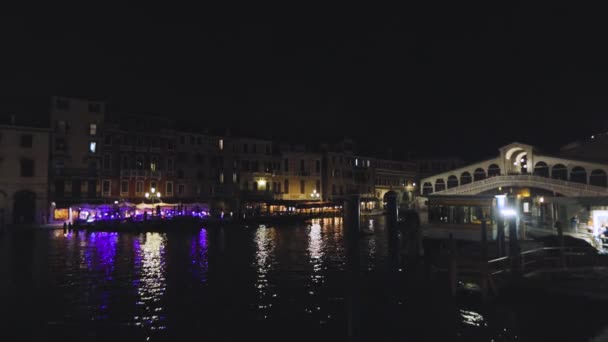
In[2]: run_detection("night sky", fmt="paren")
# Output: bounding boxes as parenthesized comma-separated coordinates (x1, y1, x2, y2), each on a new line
(2, 5, 608, 161)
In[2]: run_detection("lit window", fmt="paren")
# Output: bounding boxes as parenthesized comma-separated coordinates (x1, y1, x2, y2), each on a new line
(102, 180, 111, 195)
(120, 180, 129, 194)
(166, 181, 173, 195)
(136, 181, 143, 194)
(89, 142, 97, 153)
(90, 124, 97, 136)
(220, 172, 224, 184)
(219, 139, 224, 151)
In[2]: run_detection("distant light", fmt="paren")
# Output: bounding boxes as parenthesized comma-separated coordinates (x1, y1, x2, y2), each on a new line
(114, 201, 118, 204)
(501, 208, 517, 217)
(513, 162, 518, 166)
(258, 179, 267, 186)
(157, 192, 161, 198)
(145, 193, 150, 198)
(523, 164, 527, 168)
(89, 142, 97, 153)
(151, 188, 156, 193)
(520, 158, 525, 162)
(540, 196, 544, 203)
(495, 194, 506, 209)
(591, 135, 595, 139)
(412, 183, 416, 187)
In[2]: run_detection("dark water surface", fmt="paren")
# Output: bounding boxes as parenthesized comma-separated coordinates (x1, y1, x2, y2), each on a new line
(1, 216, 607, 341)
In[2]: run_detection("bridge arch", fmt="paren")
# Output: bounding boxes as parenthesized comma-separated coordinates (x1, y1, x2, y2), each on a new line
(570, 166, 587, 184)
(552, 164, 568, 180)
(590, 169, 608, 187)
(447, 175, 458, 188)
(534, 161, 549, 177)
(473, 168, 486, 181)
(487, 164, 501, 177)
(460, 172, 472, 185)
(422, 182, 433, 195)
(435, 179, 446, 192)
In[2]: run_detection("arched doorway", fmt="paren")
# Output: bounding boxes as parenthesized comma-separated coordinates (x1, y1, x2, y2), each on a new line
(13, 190, 36, 224)
(473, 168, 486, 181)
(552, 164, 568, 180)
(570, 166, 587, 184)
(487, 164, 501, 177)
(460, 172, 472, 185)
(447, 175, 458, 188)
(590, 169, 608, 187)
(534, 161, 549, 177)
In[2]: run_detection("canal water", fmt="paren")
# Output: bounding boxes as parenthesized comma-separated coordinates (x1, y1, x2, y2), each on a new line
(1, 216, 607, 341)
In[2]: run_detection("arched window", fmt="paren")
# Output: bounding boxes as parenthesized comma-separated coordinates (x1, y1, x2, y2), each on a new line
(590, 169, 608, 187)
(435, 179, 446, 192)
(570, 166, 587, 184)
(487, 164, 501, 177)
(533, 161, 549, 177)
(447, 175, 458, 188)
(552, 164, 567, 180)
(473, 168, 486, 181)
(422, 182, 433, 195)
(460, 172, 472, 185)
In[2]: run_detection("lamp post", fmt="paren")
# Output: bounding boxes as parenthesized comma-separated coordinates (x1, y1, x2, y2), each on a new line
(310, 189, 320, 201)
(145, 187, 162, 216)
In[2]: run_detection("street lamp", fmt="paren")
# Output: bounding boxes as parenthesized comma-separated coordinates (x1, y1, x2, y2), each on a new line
(310, 189, 320, 200)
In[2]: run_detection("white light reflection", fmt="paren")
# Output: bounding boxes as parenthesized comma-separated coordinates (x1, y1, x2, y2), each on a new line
(254, 227, 276, 320)
(133, 233, 167, 332)
(460, 309, 485, 327)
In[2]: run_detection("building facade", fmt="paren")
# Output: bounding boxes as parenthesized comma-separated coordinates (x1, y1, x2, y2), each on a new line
(0, 122, 49, 224)
(49, 97, 105, 219)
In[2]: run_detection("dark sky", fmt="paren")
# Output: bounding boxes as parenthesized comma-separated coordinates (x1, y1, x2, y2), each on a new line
(2, 5, 608, 161)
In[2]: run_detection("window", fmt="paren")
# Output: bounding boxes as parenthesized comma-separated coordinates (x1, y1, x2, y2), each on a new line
(300, 160, 305, 172)
(219, 139, 224, 151)
(167, 158, 174, 171)
(89, 141, 97, 154)
(55, 138, 66, 151)
(89, 124, 97, 136)
(266, 145, 271, 154)
(150, 157, 158, 172)
(316, 160, 321, 173)
(20, 159, 34, 177)
(166, 182, 173, 196)
(284, 159, 289, 172)
(72, 180, 82, 198)
(55, 180, 65, 198)
(55, 98, 70, 110)
(136, 181, 143, 194)
(277, 182, 281, 193)
(339, 186, 343, 195)
(120, 180, 129, 194)
(252, 144, 257, 153)
(102, 180, 111, 195)
(232, 172, 237, 183)
(316, 180, 321, 192)
(300, 180, 305, 194)
(104, 134, 112, 145)
(136, 155, 144, 169)
(243, 144, 248, 153)
(332, 185, 336, 195)
(220, 172, 224, 184)
(178, 184, 185, 196)
(121, 155, 129, 169)
(56, 120, 67, 133)
(284, 179, 289, 194)
(20, 135, 33, 148)
(88, 103, 101, 113)
(88, 180, 96, 198)
(103, 154, 111, 169)
(168, 140, 176, 150)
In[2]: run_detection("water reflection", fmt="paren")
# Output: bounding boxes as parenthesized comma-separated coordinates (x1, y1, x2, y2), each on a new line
(253, 227, 277, 320)
(133, 233, 167, 332)
(190, 229, 209, 283)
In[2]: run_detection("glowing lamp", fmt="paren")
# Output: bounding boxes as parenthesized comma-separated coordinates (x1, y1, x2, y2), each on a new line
(501, 209, 517, 217)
